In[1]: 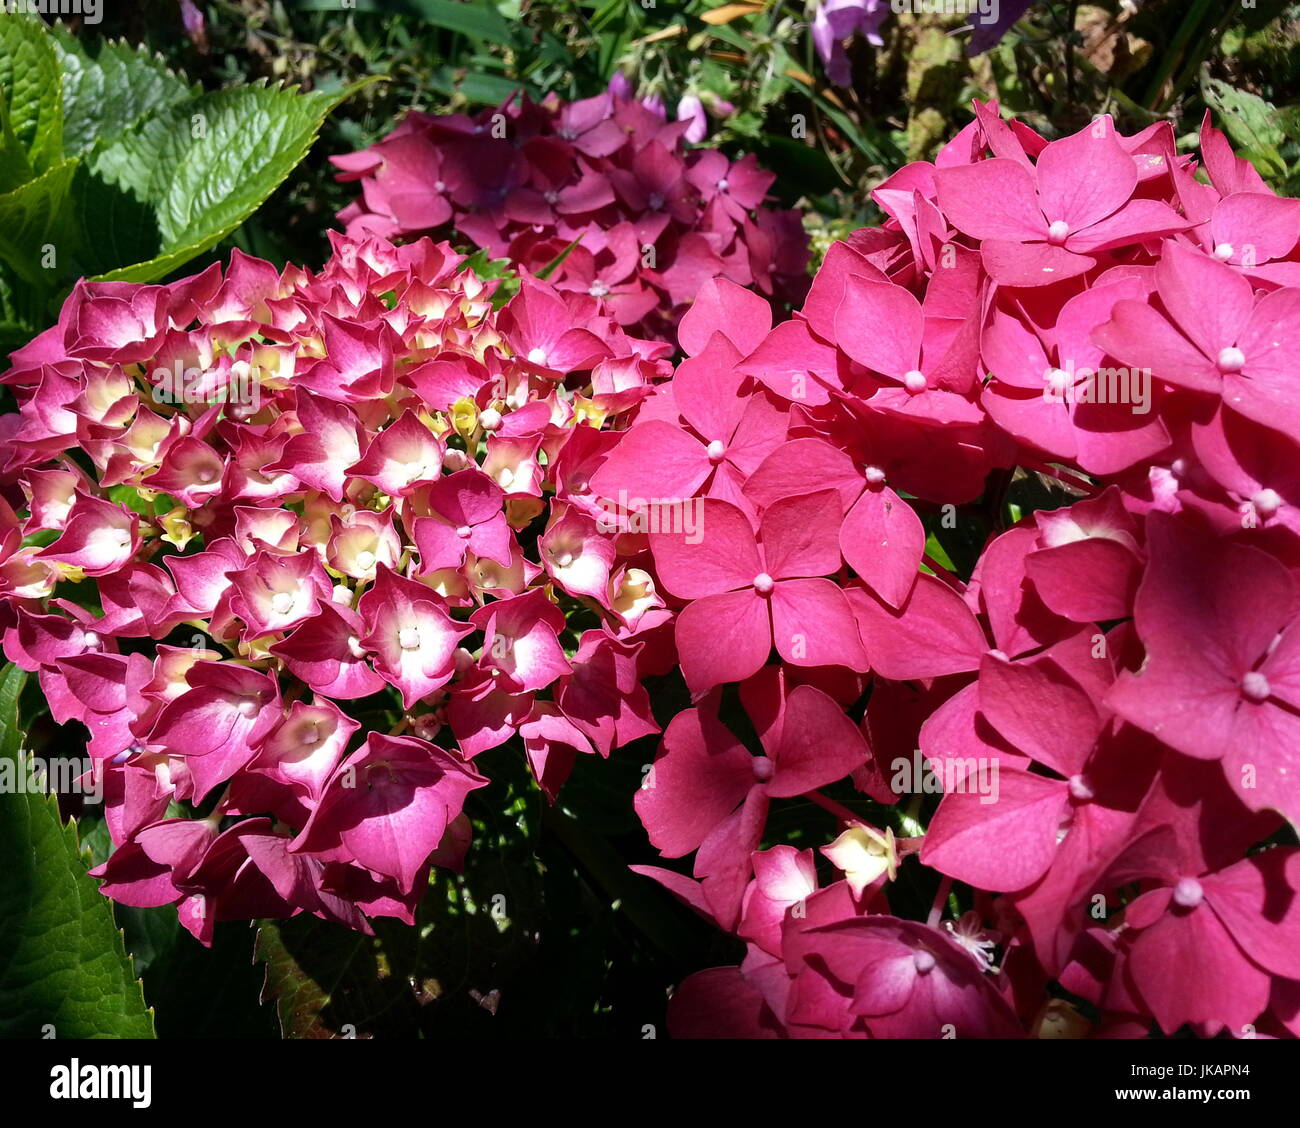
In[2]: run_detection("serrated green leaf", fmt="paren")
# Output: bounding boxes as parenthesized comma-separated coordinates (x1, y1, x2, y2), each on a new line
(0, 14, 63, 175)
(254, 755, 637, 1038)
(49, 32, 199, 158)
(76, 78, 379, 284)
(0, 663, 155, 1038)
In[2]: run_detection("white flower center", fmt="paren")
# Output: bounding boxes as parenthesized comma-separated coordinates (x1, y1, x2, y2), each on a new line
(1241, 671, 1271, 702)
(1217, 346, 1246, 373)
(1253, 488, 1282, 518)
(1173, 877, 1204, 909)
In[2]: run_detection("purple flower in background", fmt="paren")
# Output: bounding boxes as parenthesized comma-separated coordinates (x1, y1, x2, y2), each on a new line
(812, 0, 888, 86)
(967, 0, 1035, 54)
(677, 94, 707, 143)
(179, 0, 208, 53)
(641, 92, 667, 120)
(811, 0, 1038, 82)
(607, 71, 633, 100)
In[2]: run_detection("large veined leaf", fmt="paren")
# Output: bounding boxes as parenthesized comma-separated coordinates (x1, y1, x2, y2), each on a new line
(75, 79, 380, 283)
(0, 663, 155, 1038)
(0, 18, 373, 338)
(0, 14, 63, 175)
(50, 31, 199, 158)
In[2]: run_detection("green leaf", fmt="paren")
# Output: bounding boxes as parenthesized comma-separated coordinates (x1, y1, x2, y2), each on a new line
(0, 14, 63, 175)
(0, 663, 155, 1038)
(49, 32, 199, 158)
(70, 78, 379, 283)
(0, 86, 35, 193)
(0, 158, 78, 287)
(254, 763, 542, 1038)
(748, 134, 843, 202)
(811, 90, 904, 171)
(145, 918, 278, 1036)
(1201, 77, 1288, 180)
(289, 0, 517, 41)
(255, 916, 425, 1038)
(425, 65, 533, 105)
(107, 484, 157, 518)
(404, 0, 516, 42)
(0, 258, 50, 350)
(535, 234, 583, 280)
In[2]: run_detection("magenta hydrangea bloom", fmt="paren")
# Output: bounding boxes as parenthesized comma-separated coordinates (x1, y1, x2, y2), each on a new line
(333, 91, 810, 343)
(649, 491, 868, 693)
(8, 98, 1300, 1041)
(4, 232, 671, 940)
(605, 102, 1300, 1039)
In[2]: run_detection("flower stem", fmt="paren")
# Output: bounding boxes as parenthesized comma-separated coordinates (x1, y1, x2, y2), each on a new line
(927, 876, 953, 929)
(806, 789, 881, 834)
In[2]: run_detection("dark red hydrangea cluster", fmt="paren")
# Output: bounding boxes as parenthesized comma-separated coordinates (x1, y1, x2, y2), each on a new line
(4, 99, 1299, 1039)
(331, 89, 811, 343)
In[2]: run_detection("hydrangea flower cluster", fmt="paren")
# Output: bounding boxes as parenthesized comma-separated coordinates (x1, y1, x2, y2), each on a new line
(0, 234, 672, 942)
(613, 104, 1300, 1038)
(5, 98, 1299, 1040)
(331, 89, 811, 343)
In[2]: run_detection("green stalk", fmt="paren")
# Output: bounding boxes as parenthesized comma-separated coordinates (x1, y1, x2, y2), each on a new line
(1141, 0, 1215, 110)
